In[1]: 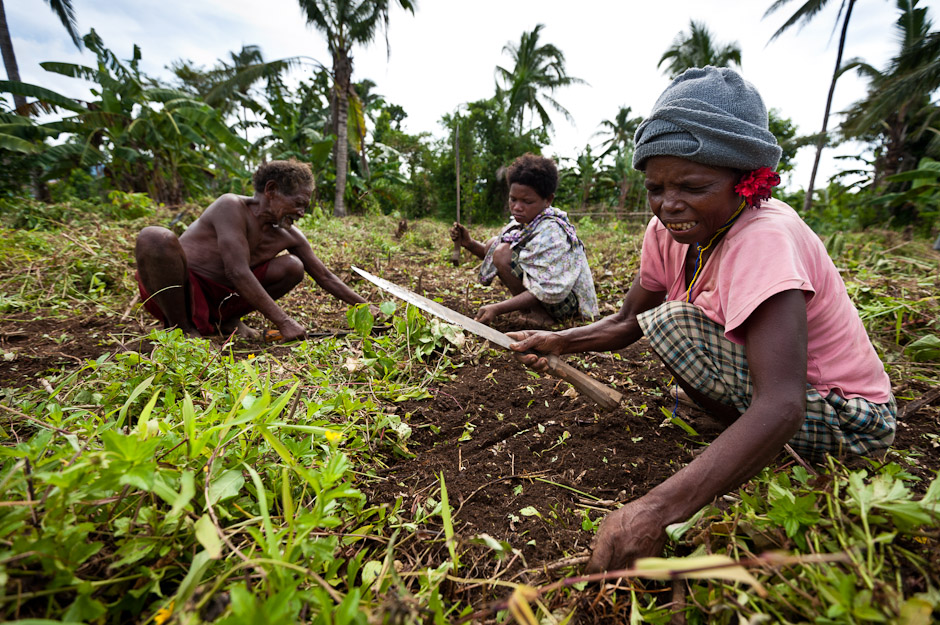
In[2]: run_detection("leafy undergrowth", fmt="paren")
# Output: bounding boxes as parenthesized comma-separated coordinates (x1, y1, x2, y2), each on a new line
(0, 204, 938, 623)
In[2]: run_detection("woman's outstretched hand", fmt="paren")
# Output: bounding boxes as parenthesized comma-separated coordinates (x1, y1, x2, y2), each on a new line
(584, 498, 668, 573)
(506, 330, 566, 371)
(474, 304, 500, 325)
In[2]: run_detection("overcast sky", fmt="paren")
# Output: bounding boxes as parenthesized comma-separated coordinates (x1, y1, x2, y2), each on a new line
(7, 0, 940, 193)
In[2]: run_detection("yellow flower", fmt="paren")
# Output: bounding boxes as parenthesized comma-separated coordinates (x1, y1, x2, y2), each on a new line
(247, 353, 255, 359)
(323, 430, 342, 444)
(154, 601, 174, 625)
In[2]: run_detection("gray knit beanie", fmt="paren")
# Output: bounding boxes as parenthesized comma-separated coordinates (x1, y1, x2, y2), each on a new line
(633, 66, 782, 171)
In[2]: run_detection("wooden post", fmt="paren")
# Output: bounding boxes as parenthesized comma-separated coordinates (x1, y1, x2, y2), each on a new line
(451, 118, 462, 266)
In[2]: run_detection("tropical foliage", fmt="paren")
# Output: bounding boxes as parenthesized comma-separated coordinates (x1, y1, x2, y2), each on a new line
(297, 0, 417, 217)
(0, 31, 248, 204)
(0, 2, 937, 232)
(658, 19, 743, 79)
(496, 23, 585, 134)
(0, 3, 939, 623)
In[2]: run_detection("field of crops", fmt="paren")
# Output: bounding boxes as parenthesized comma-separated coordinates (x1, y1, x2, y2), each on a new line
(1, 201, 938, 624)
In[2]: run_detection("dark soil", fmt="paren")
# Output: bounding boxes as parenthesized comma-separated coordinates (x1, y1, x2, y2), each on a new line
(2, 257, 939, 614)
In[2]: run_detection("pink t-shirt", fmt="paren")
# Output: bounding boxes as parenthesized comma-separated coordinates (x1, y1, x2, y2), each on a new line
(639, 199, 891, 402)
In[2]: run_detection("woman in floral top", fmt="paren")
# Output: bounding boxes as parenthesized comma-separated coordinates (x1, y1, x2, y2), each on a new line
(450, 153, 599, 327)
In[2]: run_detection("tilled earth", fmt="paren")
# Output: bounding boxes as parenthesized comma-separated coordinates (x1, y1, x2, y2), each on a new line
(2, 256, 939, 616)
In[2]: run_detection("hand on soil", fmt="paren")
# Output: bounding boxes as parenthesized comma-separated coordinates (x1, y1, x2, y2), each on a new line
(277, 318, 307, 342)
(584, 499, 668, 573)
(474, 304, 500, 325)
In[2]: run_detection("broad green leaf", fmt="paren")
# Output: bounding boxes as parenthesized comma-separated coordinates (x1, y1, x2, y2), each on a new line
(39, 61, 98, 81)
(62, 593, 107, 622)
(347, 303, 374, 337)
(0, 80, 87, 113)
(207, 469, 245, 505)
(173, 550, 214, 606)
(0, 134, 40, 153)
(897, 596, 935, 625)
(905, 334, 940, 362)
(195, 514, 222, 559)
(102, 430, 160, 462)
(360, 560, 384, 587)
(119, 462, 157, 491)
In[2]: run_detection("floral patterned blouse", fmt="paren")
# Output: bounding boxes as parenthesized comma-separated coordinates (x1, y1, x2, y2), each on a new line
(479, 207, 599, 318)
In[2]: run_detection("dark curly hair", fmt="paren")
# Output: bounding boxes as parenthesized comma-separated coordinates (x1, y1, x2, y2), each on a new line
(252, 159, 314, 195)
(506, 153, 558, 200)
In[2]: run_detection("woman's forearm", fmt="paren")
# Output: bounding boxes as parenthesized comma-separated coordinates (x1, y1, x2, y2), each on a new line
(463, 237, 489, 259)
(491, 290, 540, 315)
(556, 278, 665, 354)
(556, 313, 642, 353)
(644, 400, 803, 525)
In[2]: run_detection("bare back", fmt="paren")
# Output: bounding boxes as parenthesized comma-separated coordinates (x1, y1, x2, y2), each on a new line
(180, 194, 305, 285)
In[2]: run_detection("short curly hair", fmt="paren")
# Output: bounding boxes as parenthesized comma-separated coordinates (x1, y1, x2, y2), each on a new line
(506, 153, 558, 200)
(252, 159, 314, 195)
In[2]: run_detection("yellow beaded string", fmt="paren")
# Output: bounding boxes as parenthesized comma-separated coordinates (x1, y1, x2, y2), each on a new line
(683, 199, 747, 303)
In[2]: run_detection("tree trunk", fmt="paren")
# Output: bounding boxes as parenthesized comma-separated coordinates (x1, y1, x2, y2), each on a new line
(332, 49, 352, 218)
(618, 176, 628, 212)
(452, 118, 461, 265)
(803, 0, 855, 214)
(0, 0, 26, 113)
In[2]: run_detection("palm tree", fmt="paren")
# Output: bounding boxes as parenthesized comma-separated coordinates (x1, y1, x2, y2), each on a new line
(765, 0, 857, 213)
(206, 45, 305, 141)
(0, 0, 80, 113)
(593, 105, 643, 158)
(841, 0, 940, 190)
(297, 0, 416, 217)
(658, 20, 742, 79)
(496, 24, 584, 134)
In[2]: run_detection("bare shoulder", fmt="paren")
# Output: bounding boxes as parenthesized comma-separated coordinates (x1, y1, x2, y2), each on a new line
(201, 193, 251, 221)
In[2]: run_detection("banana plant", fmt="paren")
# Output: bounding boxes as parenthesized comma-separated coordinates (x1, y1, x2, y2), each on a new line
(0, 29, 249, 204)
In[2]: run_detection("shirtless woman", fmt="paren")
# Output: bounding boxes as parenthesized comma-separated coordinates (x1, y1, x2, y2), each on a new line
(135, 159, 368, 341)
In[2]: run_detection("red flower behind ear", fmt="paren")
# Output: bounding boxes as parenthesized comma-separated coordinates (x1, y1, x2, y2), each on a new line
(735, 167, 781, 208)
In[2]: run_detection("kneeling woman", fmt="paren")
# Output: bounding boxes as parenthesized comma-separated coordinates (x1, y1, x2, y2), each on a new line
(450, 153, 599, 327)
(509, 67, 897, 572)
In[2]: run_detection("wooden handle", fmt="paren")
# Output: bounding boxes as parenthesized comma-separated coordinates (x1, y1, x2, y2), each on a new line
(543, 354, 623, 411)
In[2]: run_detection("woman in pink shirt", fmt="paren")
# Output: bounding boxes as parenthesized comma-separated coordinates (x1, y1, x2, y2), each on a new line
(509, 67, 896, 573)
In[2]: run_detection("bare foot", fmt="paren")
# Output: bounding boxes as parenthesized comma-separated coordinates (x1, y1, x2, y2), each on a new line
(235, 321, 261, 340)
(669, 386, 698, 409)
(220, 319, 261, 340)
(516, 310, 555, 330)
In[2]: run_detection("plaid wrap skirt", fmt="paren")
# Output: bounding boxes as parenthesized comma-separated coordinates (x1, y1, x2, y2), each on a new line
(637, 300, 896, 459)
(508, 249, 580, 320)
